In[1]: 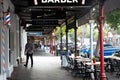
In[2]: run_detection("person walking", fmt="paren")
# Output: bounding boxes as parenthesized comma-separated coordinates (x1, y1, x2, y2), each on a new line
(24, 39, 34, 67)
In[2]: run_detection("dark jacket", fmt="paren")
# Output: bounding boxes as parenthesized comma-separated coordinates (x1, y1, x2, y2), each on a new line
(25, 43, 34, 54)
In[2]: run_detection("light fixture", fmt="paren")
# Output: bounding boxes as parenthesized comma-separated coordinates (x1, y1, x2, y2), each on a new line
(34, 0, 38, 5)
(82, 0, 85, 5)
(26, 24, 32, 27)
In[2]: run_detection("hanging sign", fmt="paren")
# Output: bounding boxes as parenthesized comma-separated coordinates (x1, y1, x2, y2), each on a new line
(30, 0, 92, 6)
(42, 0, 79, 3)
(32, 20, 58, 25)
(31, 11, 66, 19)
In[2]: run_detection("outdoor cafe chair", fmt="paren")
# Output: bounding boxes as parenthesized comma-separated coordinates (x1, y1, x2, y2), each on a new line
(114, 59, 120, 78)
(70, 59, 86, 77)
(65, 56, 74, 71)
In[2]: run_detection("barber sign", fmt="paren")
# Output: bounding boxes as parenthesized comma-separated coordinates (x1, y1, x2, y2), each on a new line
(42, 0, 79, 3)
(35, 0, 92, 6)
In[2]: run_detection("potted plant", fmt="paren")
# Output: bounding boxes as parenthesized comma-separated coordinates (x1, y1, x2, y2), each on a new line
(92, 56, 97, 63)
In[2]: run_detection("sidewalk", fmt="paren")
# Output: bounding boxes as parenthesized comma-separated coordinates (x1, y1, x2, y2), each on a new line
(7, 49, 83, 80)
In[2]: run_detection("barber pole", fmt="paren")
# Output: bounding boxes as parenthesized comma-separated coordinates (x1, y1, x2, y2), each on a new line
(1, 25, 6, 73)
(1, 0, 6, 75)
(5, 12, 11, 26)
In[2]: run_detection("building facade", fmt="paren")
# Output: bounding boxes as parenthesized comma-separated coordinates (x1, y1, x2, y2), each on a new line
(0, 0, 26, 80)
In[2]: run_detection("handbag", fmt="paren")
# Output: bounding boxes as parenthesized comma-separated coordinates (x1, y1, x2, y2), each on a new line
(25, 50, 28, 55)
(28, 50, 33, 54)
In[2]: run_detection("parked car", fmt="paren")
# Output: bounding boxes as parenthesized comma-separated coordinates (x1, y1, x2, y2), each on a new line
(105, 50, 120, 58)
(79, 43, 120, 57)
(104, 44, 120, 56)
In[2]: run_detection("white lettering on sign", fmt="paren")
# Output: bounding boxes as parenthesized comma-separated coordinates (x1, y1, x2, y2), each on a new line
(55, 0, 60, 3)
(42, 0, 46, 3)
(42, 0, 78, 3)
(48, 0, 54, 3)
(61, 0, 66, 3)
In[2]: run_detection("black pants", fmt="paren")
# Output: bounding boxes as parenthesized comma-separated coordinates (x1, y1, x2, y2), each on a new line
(25, 54, 33, 66)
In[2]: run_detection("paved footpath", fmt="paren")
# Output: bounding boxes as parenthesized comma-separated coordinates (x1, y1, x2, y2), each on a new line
(8, 49, 120, 80)
(8, 49, 83, 80)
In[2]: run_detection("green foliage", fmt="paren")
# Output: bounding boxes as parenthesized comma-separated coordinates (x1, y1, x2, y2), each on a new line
(62, 25, 66, 36)
(92, 56, 97, 60)
(56, 27, 60, 40)
(68, 29, 74, 42)
(93, 29, 98, 40)
(117, 26, 120, 34)
(106, 9, 120, 29)
(56, 25, 66, 40)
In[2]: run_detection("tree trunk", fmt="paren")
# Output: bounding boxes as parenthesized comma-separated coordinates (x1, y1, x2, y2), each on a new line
(95, 24, 100, 57)
(95, 34, 100, 57)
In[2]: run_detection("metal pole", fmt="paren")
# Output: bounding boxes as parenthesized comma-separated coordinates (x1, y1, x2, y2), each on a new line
(74, 27, 77, 58)
(90, 20, 94, 59)
(89, 9, 94, 59)
(53, 29, 56, 55)
(66, 19, 68, 52)
(60, 26, 63, 50)
(99, 1, 106, 80)
(89, 10, 94, 79)
(74, 15, 77, 58)
(66, 29, 68, 52)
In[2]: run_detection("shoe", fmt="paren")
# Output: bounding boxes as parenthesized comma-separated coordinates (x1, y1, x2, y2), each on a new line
(31, 65, 33, 67)
(24, 64, 27, 67)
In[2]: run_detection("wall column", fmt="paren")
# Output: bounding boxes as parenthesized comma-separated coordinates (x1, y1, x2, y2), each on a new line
(20, 28, 27, 63)
(5, 27, 13, 78)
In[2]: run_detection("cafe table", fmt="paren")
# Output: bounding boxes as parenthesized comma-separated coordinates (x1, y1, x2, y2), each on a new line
(69, 55, 91, 62)
(85, 62, 102, 66)
(76, 58, 91, 63)
(85, 61, 106, 80)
